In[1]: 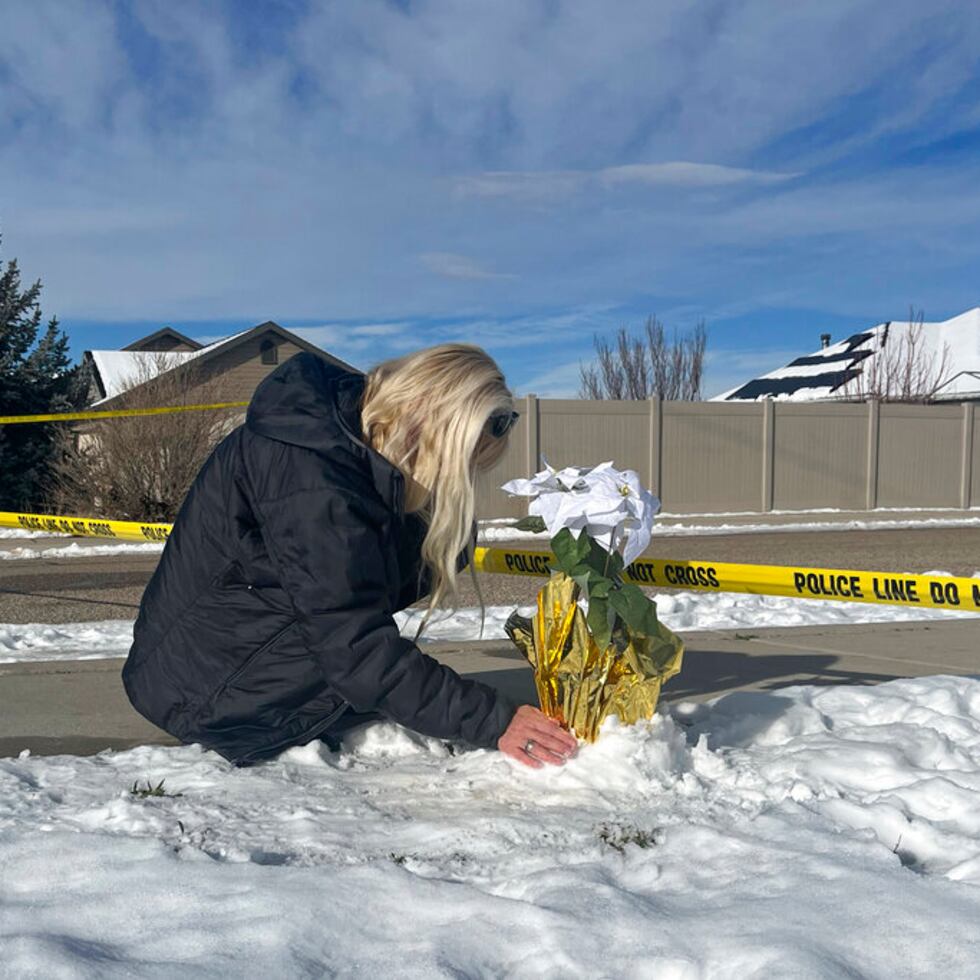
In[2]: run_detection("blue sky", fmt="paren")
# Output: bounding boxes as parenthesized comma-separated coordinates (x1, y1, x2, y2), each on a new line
(2, 1, 979, 398)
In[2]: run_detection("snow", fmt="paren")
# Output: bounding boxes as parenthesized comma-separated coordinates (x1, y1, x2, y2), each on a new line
(4, 586, 976, 665)
(89, 349, 201, 404)
(659, 505, 980, 517)
(2, 675, 979, 976)
(0, 541, 165, 560)
(0, 620, 137, 662)
(1, 513, 978, 556)
(479, 514, 980, 541)
(0, 527, 62, 539)
(3, 506, 977, 552)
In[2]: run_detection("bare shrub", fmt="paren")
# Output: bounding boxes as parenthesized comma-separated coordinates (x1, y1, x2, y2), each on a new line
(580, 316, 706, 400)
(841, 307, 952, 403)
(43, 351, 243, 521)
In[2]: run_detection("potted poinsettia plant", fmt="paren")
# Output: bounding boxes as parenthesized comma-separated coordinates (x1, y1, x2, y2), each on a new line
(501, 460, 684, 742)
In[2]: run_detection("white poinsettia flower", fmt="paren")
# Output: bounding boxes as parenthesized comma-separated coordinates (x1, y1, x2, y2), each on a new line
(499, 459, 592, 496)
(501, 459, 660, 565)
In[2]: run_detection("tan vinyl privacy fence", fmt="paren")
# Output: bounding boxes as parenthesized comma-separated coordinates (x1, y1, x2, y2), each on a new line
(476, 397, 980, 518)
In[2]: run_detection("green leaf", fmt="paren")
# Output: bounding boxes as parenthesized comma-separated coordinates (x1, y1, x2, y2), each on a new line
(586, 595, 614, 651)
(604, 548, 625, 579)
(513, 515, 547, 533)
(551, 527, 591, 575)
(581, 534, 625, 581)
(608, 583, 660, 637)
(571, 572, 593, 598)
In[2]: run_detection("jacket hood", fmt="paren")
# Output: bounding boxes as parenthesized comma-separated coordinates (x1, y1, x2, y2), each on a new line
(245, 352, 363, 454)
(245, 352, 403, 511)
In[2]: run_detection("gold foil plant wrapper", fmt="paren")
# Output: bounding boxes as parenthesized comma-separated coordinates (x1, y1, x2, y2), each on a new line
(502, 461, 685, 742)
(504, 568, 684, 742)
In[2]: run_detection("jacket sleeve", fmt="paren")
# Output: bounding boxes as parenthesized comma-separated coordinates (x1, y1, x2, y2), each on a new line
(253, 487, 515, 749)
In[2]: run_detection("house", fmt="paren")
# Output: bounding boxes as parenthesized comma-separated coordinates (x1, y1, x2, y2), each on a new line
(82, 320, 358, 409)
(713, 307, 980, 402)
(72, 321, 358, 453)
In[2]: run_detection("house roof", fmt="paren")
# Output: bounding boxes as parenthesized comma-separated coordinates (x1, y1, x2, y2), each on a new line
(121, 326, 202, 351)
(85, 321, 359, 407)
(89, 348, 202, 403)
(713, 307, 980, 402)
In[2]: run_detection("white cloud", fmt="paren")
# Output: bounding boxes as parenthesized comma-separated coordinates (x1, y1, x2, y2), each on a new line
(419, 252, 515, 281)
(282, 320, 430, 370)
(349, 322, 413, 337)
(452, 171, 587, 202)
(454, 162, 800, 202)
(598, 162, 800, 188)
(1, 0, 979, 345)
(517, 359, 587, 398)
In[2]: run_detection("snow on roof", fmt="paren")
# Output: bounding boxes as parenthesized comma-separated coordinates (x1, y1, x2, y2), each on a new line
(89, 350, 198, 404)
(89, 328, 255, 405)
(713, 307, 980, 402)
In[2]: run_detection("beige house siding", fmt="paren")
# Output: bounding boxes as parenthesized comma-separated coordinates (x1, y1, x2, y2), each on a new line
(194, 336, 307, 401)
(75, 329, 343, 448)
(134, 336, 198, 352)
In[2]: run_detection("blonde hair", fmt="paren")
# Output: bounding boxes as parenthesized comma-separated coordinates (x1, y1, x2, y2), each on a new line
(360, 343, 515, 630)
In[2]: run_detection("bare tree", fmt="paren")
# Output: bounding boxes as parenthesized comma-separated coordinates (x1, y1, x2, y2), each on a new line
(43, 351, 242, 521)
(840, 306, 952, 403)
(580, 316, 707, 400)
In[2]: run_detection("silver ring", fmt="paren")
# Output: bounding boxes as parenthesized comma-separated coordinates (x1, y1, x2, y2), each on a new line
(523, 739, 535, 754)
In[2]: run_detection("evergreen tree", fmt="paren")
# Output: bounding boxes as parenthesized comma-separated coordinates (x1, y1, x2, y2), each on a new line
(0, 237, 91, 510)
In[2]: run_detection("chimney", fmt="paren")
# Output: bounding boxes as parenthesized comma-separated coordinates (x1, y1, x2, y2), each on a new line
(820, 333, 831, 349)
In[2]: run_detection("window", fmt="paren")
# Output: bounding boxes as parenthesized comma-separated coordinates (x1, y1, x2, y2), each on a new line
(260, 339, 278, 365)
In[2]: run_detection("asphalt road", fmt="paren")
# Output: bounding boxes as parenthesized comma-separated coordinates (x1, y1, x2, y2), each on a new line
(2, 524, 978, 624)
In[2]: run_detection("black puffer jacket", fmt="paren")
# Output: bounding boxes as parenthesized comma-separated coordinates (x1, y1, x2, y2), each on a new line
(122, 352, 516, 765)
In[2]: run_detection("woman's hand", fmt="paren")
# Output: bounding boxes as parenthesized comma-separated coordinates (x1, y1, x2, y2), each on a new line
(498, 705, 579, 768)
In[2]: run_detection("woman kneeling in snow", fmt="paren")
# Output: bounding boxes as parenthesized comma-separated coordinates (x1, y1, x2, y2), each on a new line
(123, 345, 576, 769)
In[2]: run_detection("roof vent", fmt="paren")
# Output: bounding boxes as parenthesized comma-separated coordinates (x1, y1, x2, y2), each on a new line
(820, 333, 831, 349)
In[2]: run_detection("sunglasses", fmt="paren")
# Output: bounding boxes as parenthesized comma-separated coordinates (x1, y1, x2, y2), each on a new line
(488, 410, 520, 438)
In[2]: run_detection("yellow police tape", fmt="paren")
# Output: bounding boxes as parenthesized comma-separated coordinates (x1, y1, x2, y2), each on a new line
(0, 402, 249, 425)
(3, 509, 978, 613)
(477, 546, 980, 612)
(0, 510, 172, 542)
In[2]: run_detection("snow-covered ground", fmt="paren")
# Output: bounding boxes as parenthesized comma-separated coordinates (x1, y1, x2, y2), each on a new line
(3, 586, 977, 665)
(0, 619, 138, 663)
(0, 527, 65, 539)
(479, 513, 980, 542)
(2, 676, 979, 976)
(0, 540, 167, 560)
(2, 512, 978, 557)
